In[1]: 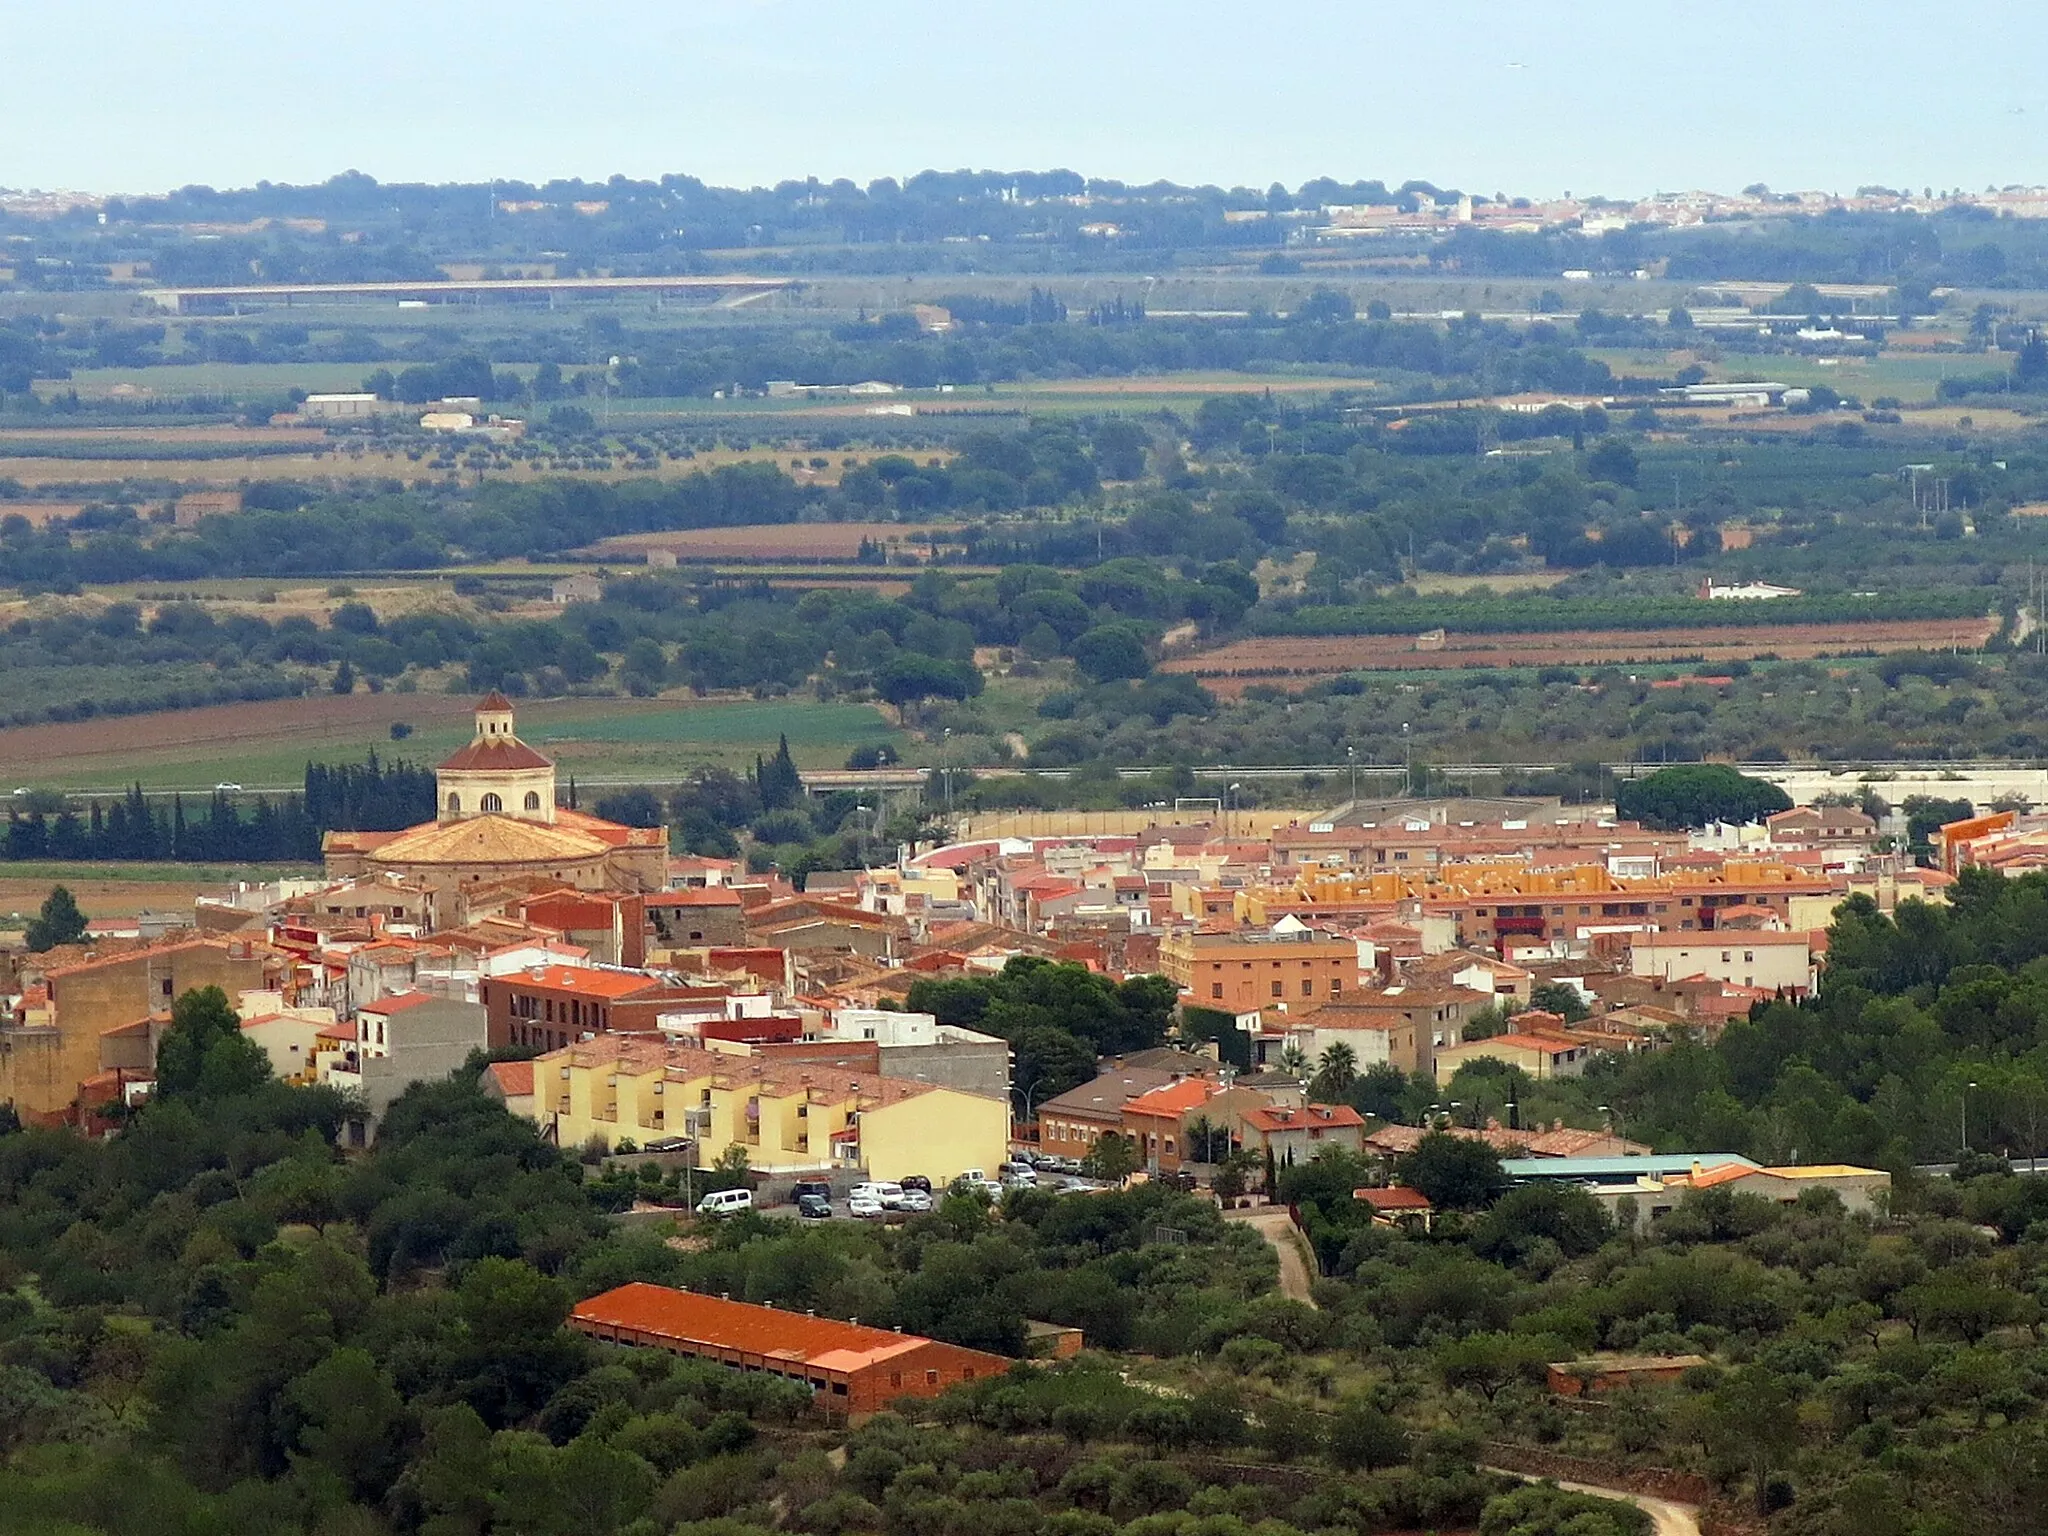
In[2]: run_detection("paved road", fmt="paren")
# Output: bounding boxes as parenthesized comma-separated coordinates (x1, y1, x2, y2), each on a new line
(1485, 1469, 1701, 1536)
(1226, 1208, 1318, 1306)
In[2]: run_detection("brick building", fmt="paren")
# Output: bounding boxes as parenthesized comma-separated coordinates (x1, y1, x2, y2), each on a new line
(1158, 925, 1359, 1012)
(480, 963, 707, 1050)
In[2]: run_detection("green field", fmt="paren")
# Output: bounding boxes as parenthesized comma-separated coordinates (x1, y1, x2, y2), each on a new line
(15, 696, 912, 794)
(1583, 346, 2026, 406)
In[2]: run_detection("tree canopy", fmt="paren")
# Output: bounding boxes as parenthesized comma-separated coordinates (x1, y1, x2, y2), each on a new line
(1614, 763, 1793, 830)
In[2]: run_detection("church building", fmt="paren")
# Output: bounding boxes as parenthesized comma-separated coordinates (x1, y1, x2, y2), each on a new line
(323, 694, 666, 925)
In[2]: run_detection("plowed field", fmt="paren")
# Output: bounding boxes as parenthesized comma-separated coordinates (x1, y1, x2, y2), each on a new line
(1165, 618, 2001, 697)
(585, 522, 963, 561)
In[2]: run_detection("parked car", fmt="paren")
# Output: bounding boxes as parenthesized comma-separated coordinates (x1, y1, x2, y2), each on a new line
(795, 1192, 832, 1219)
(1000, 1161, 1038, 1186)
(848, 1190, 885, 1218)
(896, 1188, 933, 1213)
(899, 1174, 933, 1194)
(790, 1178, 832, 1204)
(696, 1188, 752, 1217)
(642, 1136, 691, 1153)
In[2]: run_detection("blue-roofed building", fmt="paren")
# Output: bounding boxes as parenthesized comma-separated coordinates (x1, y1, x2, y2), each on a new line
(1500, 1154, 1759, 1186)
(1503, 1153, 1890, 1232)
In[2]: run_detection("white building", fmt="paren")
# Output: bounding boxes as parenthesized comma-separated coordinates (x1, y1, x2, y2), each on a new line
(301, 393, 379, 420)
(1700, 580, 1803, 601)
(1629, 931, 1816, 994)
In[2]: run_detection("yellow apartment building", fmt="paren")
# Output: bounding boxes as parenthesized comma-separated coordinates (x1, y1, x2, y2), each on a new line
(531, 1034, 1005, 1183)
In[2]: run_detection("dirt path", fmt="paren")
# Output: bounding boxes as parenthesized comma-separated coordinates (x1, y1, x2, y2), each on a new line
(1485, 1469, 1701, 1536)
(1226, 1208, 1318, 1306)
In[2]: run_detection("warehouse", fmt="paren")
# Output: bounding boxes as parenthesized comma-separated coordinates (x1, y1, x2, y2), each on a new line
(569, 1282, 1014, 1415)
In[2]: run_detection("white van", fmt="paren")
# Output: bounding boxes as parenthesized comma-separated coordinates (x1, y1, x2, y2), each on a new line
(852, 1181, 905, 1209)
(696, 1188, 753, 1217)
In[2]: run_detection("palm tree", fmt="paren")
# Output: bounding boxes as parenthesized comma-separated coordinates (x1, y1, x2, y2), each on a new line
(1313, 1041, 1358, 1100)
(1277, 1044, 1311, 1078)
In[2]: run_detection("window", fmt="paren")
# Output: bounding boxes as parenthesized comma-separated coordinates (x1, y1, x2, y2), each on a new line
(1211, 983, 1223, 1000)
(1301, 980, 1314, 997)
(925, 1370, 939, 1385)
(890, 1372, 902, 1387)
(524, 791, 542, 811)
(446, 793, 461, 814)
(1721, 951, 1732, 963)
(1744, 951, 1755, 963)
(1271, 981, 1283, 999)
(481, 792, 503, 813)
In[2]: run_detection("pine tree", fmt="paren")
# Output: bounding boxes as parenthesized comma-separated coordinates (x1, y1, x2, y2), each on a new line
(25, 885, 87, 952)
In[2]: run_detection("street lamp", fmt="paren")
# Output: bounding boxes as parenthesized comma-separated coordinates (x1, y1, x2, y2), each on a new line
(1347, 745, 1358, 805)
(1963, 1080, 1979, 1158)
(941, 727, 953, 820)
(1401, 723, 1412, 798)
(1229, 782, 1242, 836)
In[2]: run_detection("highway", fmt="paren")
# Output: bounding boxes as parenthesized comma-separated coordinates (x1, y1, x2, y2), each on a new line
(35, 757, 2048, 804)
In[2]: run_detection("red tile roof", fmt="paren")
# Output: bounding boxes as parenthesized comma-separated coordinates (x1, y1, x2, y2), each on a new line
(1244, 1103, 1366, 1132)
(484, 1060, 535, 1097)
(1123, 1078, 1217, 1118)
(360, 990, 446, 1015)
(1355, 1186, 1433, 1211)
(436, 736, 555, 773)
(571, 1282, 985, 1373)
(506, 965, 663, 1000)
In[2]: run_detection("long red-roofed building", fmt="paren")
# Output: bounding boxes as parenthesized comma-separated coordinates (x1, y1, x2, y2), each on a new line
(569, 1282, 1013, 1415)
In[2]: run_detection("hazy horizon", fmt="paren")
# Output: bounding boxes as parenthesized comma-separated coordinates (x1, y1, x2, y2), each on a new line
(4, 0, 2043, 200)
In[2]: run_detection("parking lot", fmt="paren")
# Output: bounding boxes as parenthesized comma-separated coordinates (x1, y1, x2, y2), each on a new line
(752, 1172, 1111, 1222)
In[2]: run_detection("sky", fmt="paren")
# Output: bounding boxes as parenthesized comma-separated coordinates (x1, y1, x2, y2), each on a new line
(4, 0, 2046, 200)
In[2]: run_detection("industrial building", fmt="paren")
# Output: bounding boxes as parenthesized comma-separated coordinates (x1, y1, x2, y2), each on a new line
(569, 1282, 1013, 1415)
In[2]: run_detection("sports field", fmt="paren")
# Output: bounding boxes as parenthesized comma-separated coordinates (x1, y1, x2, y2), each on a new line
(0, 693, 909, 792)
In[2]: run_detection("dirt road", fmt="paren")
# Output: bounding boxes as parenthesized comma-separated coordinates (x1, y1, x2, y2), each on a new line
(1486, 1469, 1701, 1536)
(1226, 1207, 1319, 1306)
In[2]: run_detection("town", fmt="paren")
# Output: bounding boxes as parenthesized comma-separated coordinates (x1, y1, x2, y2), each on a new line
(13, 6, 2048, 1530)
(5, 696, 1909, 1226)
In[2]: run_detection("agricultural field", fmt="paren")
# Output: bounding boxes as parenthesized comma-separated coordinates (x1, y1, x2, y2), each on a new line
(0, 689, 907, 792)
(0, 424, 937, 492)
(583, 521, 965, 562)
(1583, 344, 2044, 411)
(0, 864, 313, 924)
(1165, 616, 2003, 696)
